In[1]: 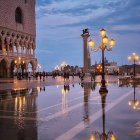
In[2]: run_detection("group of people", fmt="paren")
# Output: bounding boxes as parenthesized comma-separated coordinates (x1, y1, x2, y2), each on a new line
(78, 71, 96, 82)
(15, 72, 48, 81)
(15, 71, 96, 82)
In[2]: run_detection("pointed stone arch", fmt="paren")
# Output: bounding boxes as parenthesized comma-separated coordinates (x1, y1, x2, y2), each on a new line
(0, 36, 2, 50)
(10, 60, 17, 77)
(0, 57, 9, 65)
(27, 61, 34, 72)
(26, 60, 37, 73)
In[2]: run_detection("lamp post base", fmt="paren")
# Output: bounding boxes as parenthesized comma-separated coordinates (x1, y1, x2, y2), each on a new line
(99, 79, 108, 93)
(99, 86, 108, 93)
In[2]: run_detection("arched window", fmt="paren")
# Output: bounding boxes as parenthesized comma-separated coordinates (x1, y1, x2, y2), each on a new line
(15, 7, 23, 24)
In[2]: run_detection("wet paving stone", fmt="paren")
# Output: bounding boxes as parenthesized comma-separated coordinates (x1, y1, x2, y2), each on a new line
(0, 82, 140, 140)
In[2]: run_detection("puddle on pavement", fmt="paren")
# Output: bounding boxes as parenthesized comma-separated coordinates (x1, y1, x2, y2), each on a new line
(0, 82, 140, 140)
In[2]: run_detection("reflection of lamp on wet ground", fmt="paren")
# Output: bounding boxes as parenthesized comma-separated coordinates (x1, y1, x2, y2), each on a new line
(90, 91, 116, 140)
(128, 84, 139, 110)
(61, 85, 69, 114)
(14, 96, 25, 129)
(88, 28, 115, 93)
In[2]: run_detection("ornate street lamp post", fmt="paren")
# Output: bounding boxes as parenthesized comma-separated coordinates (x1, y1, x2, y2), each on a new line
(128, 52, 139, 77)
(88, 28, 115, 93)
(14, 57, 25, 77)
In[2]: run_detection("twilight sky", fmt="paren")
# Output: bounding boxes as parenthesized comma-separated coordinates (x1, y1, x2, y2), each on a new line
(35, 0, 140, 71)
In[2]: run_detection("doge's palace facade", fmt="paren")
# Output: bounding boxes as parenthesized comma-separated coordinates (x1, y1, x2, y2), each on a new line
(0, 0, 37, 77)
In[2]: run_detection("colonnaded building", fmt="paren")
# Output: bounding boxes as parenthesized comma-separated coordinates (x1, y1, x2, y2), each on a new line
(0, 0, 37, 78)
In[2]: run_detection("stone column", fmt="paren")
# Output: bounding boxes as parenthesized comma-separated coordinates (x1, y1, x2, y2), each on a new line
(33, 68, 36, 75)
(16, 42, 19, 56)
(27, 48, 29, 55)
(1, 34, 6, 55)
(1, 39, 5, 55)
(7, 44, 10, 55)
(32, 43, 35, 57)
(6, 34, 11, 55)
(26, 47, 28, 56)
(21, 46, 23, 56)
(29, 48, 30, 55)
(81, 29, 91, 73)
(25, 39, 29, 56)
(33, 49, 35, 57)
(7, 64, 11, 78)
(12, 45, 14, 56)
(11, 35, 15, 56)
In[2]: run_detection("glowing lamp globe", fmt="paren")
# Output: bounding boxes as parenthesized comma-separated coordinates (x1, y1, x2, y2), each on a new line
(88, 39, 95, 48)
(132, 52, 136, 56)
(100, 28, 106, 37)
(90, 133, 96, 140)
(103, 35, 108, 45)
(110, 39, 115, 48)
(135, 55, 139, 61)
(14, 60, 17, 64)
(110, 133, 116, 140)
(128, 56, 131, 61)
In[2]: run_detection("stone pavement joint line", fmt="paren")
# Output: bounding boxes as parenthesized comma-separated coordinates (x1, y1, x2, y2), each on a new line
(55, 90, 133, 140)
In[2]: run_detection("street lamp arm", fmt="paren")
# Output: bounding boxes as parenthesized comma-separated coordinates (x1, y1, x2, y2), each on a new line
(107, 130, 114, 136)
(107, 131, 116, 140)
(91, 47, 100, 52)
(91, 44, 102, 52)
(94, 131, 102, 138)
(105, 46, 112, 51)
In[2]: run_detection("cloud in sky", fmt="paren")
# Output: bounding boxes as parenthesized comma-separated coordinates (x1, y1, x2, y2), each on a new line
(36, 0, 140, 71)
(111, 24, 140, 31)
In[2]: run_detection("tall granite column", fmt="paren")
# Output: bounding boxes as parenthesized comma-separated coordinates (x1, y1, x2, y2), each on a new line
(81, 29, 91, 73)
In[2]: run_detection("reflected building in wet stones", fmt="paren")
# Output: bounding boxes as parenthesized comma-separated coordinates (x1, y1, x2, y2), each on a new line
(0, 0, 37, 77)
(0, 88, 38, 140)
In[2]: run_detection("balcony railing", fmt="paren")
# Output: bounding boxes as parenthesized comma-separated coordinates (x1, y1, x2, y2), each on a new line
(0, 51, 34, 58)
